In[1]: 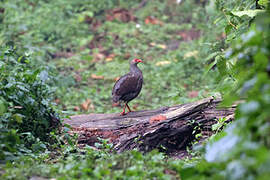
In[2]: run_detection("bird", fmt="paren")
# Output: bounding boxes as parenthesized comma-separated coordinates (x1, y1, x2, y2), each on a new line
(112, 58, 143, 115)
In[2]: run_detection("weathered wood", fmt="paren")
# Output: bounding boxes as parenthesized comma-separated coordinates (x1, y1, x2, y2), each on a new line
(64, 97, 235, 154)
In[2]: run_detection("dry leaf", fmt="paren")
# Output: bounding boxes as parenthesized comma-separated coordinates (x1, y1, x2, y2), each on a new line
(183, 50, 199, 59)
(14, 106, 23, 109)
(132, 103, 139, 110)
(105, 53, 116, 61)
(93, 53, 105, 62)
(178, 29, 201, 41)
(81, 99, 91, 111)
(91, 74, 104, 80)
(150, 42, 167, 49)
(145, 16, 163, 25)
(157, 44, 167, 49)
(183, 84, 189, 89)
(74, 73, 82, 82)
(106, 8, 136, 23)
(124, 53, 131, 59)
(114, 76, 120, 81)
(155, 61, 171, 66)
(188, 91, 199, 98)
(73, 106, 80, 111)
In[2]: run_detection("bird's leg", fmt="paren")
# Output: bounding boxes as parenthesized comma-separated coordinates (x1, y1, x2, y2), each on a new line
(121, 103, 127, 115)
(126, 103, 132, 112)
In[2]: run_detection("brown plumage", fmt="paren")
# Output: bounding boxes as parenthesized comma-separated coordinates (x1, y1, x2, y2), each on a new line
(112, 58, 143, 115)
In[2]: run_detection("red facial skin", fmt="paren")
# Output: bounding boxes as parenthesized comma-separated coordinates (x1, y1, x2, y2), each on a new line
(133, 59, 143, 63)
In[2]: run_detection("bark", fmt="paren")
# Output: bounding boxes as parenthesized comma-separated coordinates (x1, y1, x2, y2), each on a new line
(64, 97, 235, 155)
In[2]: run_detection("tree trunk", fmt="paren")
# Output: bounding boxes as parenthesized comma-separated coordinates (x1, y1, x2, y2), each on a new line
(64, 97, 235, 156)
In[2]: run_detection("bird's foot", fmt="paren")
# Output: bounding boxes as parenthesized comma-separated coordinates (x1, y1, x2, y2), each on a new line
(121, 112, 127, 116)
(126, 104, 132, 113)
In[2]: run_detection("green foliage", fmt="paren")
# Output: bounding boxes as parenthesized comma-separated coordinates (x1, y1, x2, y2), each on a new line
(0, 44, 60, 161)
(1, 147, 179, 180)
(178, 2, 270, 180)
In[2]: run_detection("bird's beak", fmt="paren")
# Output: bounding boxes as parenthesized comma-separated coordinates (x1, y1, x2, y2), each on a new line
(138, 59, 143, 63)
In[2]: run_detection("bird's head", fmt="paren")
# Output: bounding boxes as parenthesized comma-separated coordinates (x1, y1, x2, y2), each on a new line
(130, 58, 143, 65)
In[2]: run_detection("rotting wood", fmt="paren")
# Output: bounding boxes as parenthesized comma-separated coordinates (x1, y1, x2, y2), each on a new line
(64, 96, 235, 154)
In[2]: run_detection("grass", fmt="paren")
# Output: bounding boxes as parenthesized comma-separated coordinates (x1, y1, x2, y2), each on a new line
(1, 0, 223, 115)
(44, 0, 223, 115)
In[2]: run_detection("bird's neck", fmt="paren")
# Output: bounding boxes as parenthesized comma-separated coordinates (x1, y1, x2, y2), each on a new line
(130, 64, 142, 75)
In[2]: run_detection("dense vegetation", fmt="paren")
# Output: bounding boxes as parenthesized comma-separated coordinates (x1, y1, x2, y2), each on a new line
(0, 44, 61, 160)
(0, 0, 269, 179)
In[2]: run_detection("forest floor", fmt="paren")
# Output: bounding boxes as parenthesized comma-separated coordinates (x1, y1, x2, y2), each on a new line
(0, 1, 229, 179)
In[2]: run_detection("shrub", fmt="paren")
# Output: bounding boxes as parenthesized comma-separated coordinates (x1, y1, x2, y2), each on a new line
(0, 43, 60, 161)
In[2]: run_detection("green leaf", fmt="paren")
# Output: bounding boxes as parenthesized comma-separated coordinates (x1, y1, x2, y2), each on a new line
(39, 70, 49, 82)
(13, 114, 24, 123)
(239, 101, 260, 114)
(231, 10, 266, 18)
(212, 123, 220, 131)
(258, 0, 268, 8)
(0, 97, 7, 115)
(225, 24, 232, 35)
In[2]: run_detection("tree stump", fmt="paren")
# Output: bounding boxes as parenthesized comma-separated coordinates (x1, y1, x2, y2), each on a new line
(64, 97, 235, 156)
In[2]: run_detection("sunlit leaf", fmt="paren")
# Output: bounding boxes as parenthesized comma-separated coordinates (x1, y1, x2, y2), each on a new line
(232, 10, 265, 18)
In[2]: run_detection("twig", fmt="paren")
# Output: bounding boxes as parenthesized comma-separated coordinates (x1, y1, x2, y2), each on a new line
(223, 9, 238, 30)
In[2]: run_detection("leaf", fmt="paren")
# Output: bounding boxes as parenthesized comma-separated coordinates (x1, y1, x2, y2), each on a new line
(205, 52, 220, 62)
(13, 114, 24, 123)
(258, 0, 268, 7)
(74, 73, 82, 82)
(155, 61, 171, 66)
(150, 42, 167, 49)
(91, 74, 104, 80)
(144, 16, 163, 25)
(240, 77, 257, 95)
(183, 51, 199, 59)
(39, 70, 49, 82)
(188, 91, 199, 98)
(93, 53, 105, 62)
(212, 123, 220, 131)
(205, 126, 239, 162)
(17, 85, 29, 92)
(213, 16, 222, 24)
(73, 106, 80, 111)
(114, 77, 120, 81)
(105, 54, 116, 62)
(80, 99, 94, 111)
(0, 61, 4, 68)
(239, 101, 260, 114)
(231, 10, 266, 18)
(0, 97, 7, 115)
(225, 24, 232, 35)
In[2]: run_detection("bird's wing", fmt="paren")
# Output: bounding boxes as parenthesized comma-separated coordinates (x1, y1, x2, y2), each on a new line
(112, 73, 141, 97)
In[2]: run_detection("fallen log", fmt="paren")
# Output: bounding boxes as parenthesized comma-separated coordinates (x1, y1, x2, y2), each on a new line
(64, 97, 235, 155)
